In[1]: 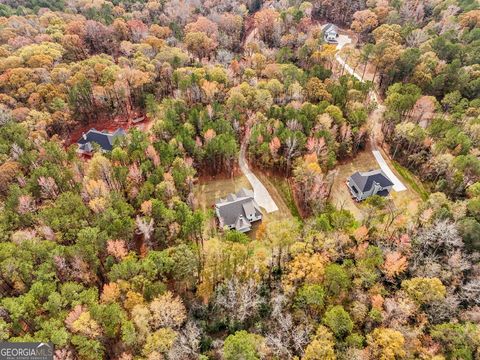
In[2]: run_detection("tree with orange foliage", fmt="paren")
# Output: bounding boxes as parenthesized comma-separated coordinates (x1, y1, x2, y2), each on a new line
(382, 251, 408, 281)
(254, 8, 280, 45)
(351, 10, 378, 43)
(185, 16, 219, 40)
(459, 10, 480, 30)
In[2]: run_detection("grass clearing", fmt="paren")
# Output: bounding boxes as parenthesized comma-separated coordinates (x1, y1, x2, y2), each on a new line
(194, 172, 297, 239)
(328, 149, 426, 222)
(392, 161, 430, 201)
(194, 174, 251, 213)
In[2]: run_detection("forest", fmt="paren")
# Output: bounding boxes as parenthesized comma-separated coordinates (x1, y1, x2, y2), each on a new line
(0, 0, 479, 359)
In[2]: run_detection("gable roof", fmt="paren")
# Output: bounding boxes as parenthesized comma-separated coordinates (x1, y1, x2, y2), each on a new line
(242, 201, 255, 217)
(349, 169, 394, 192)
(77, 128, 126, 152)
(324, 23, 338, 34)
(235, 216, 251, 232)
(215, 188, 261, 228)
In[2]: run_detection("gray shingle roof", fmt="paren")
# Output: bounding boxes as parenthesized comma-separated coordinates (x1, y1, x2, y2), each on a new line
(242, 201, 255, 217)
(215, 188, 261, 230)
(349, 169, 394, 192)
(77, 128, 126, 152)
(216, 197, 261, 226)
(324, 23, 338, 34)
(235, 216, 251, 232)
(237, 188, 253, 198)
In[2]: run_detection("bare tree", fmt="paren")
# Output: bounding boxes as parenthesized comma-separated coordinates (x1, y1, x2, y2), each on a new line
(214, 278, 261, 325)
(265, 294, 312, 358)
(135, 216, 155, 248)
(414, 220, 463, 257)
(10, 143, 23, 160)
(460, 280, 480, 306)
(168, 321, 202, 359)
(284, 136, 301, 174)
(0, 107, 12, 126)
(38, 176, 59, 200)
(425, 295, 460, 324)
(406, 29, 428, 47)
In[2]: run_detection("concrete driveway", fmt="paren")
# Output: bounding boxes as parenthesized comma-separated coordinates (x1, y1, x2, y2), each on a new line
(239, 141, 279, 213)
(336, 34, 352, 50)
(372, 151, 407, 192)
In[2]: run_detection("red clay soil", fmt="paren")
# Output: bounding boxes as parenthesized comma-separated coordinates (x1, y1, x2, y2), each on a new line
(65, 110, 151, 147)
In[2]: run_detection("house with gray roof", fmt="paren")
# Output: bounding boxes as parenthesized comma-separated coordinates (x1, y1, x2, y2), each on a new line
(77, 128, 126, 154)
(215, 188, 262, 233)
(323, 23, 339, 43)
(347, 169, 394, 201)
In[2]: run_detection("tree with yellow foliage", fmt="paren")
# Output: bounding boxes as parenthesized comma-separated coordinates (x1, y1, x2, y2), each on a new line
(367, 328, 406, 360)
(303, 325, 336, 360)
(264, 219, 301, 275)
(197, 238, 269, 302)
(401, 277, 446, 304)
(305, 77, 332, 103)
(282, 251, 326, 294)
(185, 32, 217, 60)
(311, 44, 337, 69)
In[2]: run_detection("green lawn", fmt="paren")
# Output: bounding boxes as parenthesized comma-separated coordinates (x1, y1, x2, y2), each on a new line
(392, 161, 430, 201)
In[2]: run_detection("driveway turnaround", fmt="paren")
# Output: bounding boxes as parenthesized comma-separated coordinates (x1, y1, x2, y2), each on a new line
(372, 150, 407, 192)
(239, 142, 279, 213)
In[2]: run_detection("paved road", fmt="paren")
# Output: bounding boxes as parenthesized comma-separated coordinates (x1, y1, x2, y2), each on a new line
(239, 140, 279, 213)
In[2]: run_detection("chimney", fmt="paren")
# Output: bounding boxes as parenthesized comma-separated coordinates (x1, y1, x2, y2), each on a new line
(82, 133, 87, 140)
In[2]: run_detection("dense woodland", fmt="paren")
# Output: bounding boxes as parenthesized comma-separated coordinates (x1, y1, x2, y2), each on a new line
(0, 0, 480, 359)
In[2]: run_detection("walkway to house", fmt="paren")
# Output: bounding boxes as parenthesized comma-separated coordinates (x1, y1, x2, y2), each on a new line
(239, 139, 279, 213)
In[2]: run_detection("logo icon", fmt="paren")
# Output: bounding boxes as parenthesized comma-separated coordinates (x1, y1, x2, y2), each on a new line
(0, 342, 54, 360)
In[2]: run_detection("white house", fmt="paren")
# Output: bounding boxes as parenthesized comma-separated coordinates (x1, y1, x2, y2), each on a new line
(323, 23, 339, 43)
